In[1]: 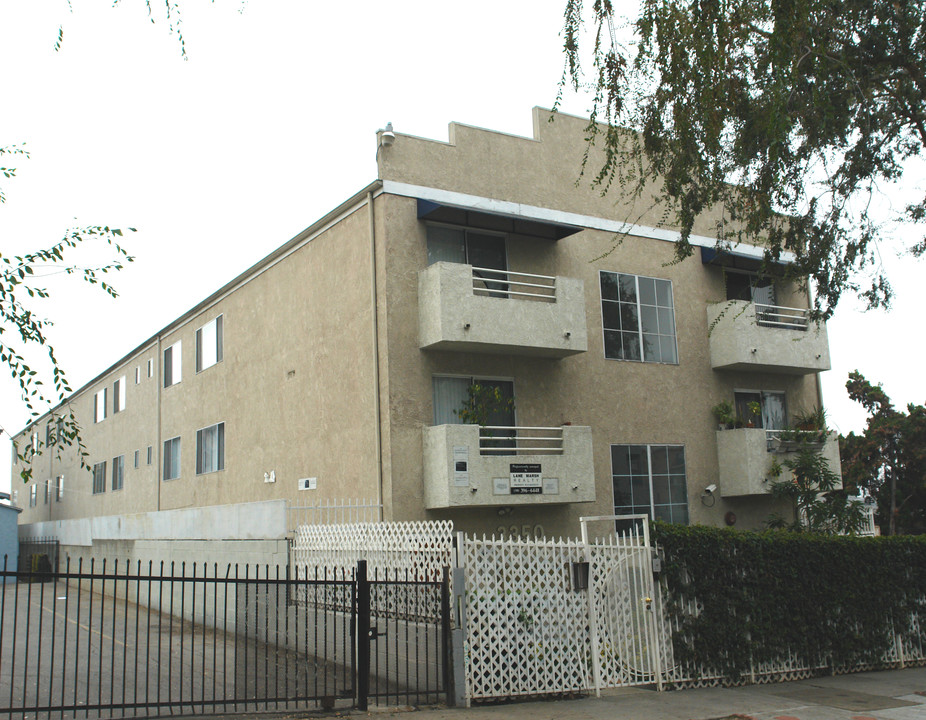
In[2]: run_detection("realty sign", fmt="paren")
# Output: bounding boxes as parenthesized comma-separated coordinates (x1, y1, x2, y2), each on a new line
(510, 463, 542, 494)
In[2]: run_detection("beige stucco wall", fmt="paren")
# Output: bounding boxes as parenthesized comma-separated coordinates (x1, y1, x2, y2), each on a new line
(375, 110, 821, 536)
(15, 198, 382, 529)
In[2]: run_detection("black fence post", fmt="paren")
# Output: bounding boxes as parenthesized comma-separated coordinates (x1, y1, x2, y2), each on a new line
(441, 566, 452, 705)
(356, 560, 370, 711)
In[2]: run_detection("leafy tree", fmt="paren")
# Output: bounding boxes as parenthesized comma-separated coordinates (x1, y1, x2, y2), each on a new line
(1, 146, 135, 481)
(841, 371, 926, 535)
(766, 446, 865, 534)
(559, 0, 926, 318)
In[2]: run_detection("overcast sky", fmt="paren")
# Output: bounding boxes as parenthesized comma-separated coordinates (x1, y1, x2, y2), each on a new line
(2, 1, 923, 495)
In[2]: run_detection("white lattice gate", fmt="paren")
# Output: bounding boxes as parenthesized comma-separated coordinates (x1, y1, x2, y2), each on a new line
(461, 515, 671, 701)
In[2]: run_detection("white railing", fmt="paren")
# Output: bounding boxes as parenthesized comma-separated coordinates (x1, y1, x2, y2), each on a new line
(858, 505, 879, 536)
(478, 425, 564, 455)
(755, 303, 810, 330)
(471, 266, 557, 301)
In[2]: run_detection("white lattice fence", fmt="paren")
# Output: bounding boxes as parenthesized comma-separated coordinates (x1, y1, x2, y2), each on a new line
(463, 536, 591, 700)
(290, 519, 454, 621)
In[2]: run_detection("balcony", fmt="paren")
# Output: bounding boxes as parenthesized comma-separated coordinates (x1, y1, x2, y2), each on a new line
(423, 423, 595, 509)
(707, 300, 830, 374)
(717, 428, 842, 497)
(418, 262, 587, 358)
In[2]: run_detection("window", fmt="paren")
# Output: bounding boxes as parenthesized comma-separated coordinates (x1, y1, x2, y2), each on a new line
(163, 437, 181, 481)
(600, 271, 678, 364)
(44, 479, 50, 504)
(113, 375, 126, 414)
(432, 376, 515, 450)
(92, 462, 106, 494)
(29, 485, 37, 507)
(426, 225, 509, 295)
(134, 450, 140, 469)
(734, 390, 787, 430)
(135, 366, 141, 384)
(93, 388, 108, 423)
(147, 446, 153, 465)
(196, 315, 224, 372)
(45, 422, 54, 447)
(726, 271, 776, 305)
(164, 342, 182, 387)
(55, 475, 63, 502)
(196, 423, 225, 475)
(612, 444, 689, 524)
(147, 358, 154, 378)
(112, 455, 124, 491)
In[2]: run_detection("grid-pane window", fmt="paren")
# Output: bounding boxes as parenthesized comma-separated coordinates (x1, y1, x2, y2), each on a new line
(196, 315, 224, 372)
(163, 437, 181, 481)
(196, 423, 225, 475)
(600, 271, 678, 364)
(92, 462, 106, 494)
(612, 444, 688, 524)
(164, 342, 182, 388)
(112, 455, 124, 491)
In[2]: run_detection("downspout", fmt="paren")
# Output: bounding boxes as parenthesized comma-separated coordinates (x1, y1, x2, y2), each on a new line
(156, 335, 162, 512)
(368, 190, 384, 521)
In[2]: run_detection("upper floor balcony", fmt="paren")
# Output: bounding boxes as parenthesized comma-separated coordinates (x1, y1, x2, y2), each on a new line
(418, 262, 587, 358)
(716, 427, 842, 497)
(707, 300, 830, 374)
(423, 423, 595, 509)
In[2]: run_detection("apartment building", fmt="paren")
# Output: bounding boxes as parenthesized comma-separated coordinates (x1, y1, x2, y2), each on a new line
(12, 108, 838, 553)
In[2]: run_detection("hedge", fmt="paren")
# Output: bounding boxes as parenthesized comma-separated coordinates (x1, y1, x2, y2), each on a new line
(652, 523, 926, 682)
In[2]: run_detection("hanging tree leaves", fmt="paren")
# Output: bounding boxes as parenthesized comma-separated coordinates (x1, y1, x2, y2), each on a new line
(1, 147, 135, 481)
(559, 0, 926, 318)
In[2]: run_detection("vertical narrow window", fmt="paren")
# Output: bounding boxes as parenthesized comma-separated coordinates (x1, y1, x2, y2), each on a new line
(44, 479, 50, 504)
(30, 485, 37, 507)
(147, 358, 154, 378)
(93, 388, 108, 423)
(147, 446, 153, 465)
(92, 462, 107, 494)
(164, 342, 182, 387)
(46, 422, 54, 447)
(196, 422, 225, 475)
(135, 366, 141, 384)
(195, 315, 224, 373)
(134, 449, 140, 469)
(163, 437, 181, 481)
(55, 475, 64, 501)
(112, 455, 124, 491)
(113, 376, 126, 414)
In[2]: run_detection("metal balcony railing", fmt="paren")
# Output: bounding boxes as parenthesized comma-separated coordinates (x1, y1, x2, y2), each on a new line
(754, 303, 810, 330)
(471, 267, 557, 302)
(478, 425, 564, 455)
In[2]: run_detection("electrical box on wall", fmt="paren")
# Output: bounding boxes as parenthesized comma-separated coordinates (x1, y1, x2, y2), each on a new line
(298, 477, 317, 491)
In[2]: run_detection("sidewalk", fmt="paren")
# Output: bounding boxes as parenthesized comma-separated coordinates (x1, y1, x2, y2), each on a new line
(368, 667, 926, 720)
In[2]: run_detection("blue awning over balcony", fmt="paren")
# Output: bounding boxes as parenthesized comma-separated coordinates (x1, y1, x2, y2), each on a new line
(417, 198, 582, 241)
(700, 245, 788, 271)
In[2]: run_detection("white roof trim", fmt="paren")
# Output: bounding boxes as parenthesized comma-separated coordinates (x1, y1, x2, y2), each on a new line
(382, 180, 794, 262)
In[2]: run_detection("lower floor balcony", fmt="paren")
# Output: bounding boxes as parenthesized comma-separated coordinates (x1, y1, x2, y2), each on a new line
(423, 424, 596, 509)
(717, 428, 842, 497)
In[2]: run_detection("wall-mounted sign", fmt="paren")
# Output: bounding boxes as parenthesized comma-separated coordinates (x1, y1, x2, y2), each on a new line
(493, 478, 510, 495)
(510, 463, 542, 495)
(453, 446, 470, 486)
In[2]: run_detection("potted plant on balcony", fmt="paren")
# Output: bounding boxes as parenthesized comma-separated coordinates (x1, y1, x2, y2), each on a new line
(771, 407, 828, 452)
(455, 383, 516, 452)
(711, 400, 735, 430)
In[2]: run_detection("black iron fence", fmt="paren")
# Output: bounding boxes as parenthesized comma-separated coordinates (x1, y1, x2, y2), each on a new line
(0, 555, 449, 719)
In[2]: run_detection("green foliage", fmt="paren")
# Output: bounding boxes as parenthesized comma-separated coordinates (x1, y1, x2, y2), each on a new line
(1, 146, 135, 481)
(653, 523, 926, 683)
(454, 383, 515, 429)
(711, 400, 735, 427)
(766, 446, 865, 534)
(841, 372, 926, 535)
(558, 0, 926, 319)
